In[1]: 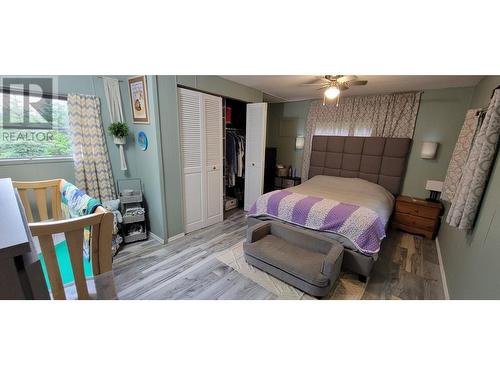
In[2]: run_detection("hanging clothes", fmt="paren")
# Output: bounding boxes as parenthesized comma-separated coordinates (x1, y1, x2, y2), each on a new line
(237, 134, 245, 177)
(226, 130, 245, 187)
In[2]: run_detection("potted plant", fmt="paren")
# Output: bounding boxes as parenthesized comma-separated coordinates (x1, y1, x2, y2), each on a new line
(108, 122, 129, 145)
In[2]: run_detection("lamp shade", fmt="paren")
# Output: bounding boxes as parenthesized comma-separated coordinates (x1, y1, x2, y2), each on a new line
(425, 180, 443, 192)
(420, 141, 438, 159)
(295, 136, 305, 150)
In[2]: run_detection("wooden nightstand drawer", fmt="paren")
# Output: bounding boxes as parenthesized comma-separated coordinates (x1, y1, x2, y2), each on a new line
(393, 196, 443, 239)
(395, 201, 441, 219)
(393, 212, 437, 231)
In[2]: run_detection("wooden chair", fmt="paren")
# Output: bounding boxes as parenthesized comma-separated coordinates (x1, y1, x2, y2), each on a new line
(28, 209, 114, 299)
(13, 179, 114, 300)
(12, 179, 63, 223)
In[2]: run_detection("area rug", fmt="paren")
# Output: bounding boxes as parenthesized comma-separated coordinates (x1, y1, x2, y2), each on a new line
(215, 240, 367, 300)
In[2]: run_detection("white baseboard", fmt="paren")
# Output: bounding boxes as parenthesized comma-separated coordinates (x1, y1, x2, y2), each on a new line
(435, 236, 450, 300)
(168, 232, 185, 243)
(149, 231, 165, 244)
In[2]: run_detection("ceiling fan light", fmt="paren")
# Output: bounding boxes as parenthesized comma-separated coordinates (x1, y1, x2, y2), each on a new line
(324, 86, 340, 100)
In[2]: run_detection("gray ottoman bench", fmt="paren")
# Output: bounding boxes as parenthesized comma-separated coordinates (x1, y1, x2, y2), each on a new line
(243, 221, 344, 298)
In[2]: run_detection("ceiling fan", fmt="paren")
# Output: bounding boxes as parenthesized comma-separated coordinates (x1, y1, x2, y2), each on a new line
(303, 75, 368, 105)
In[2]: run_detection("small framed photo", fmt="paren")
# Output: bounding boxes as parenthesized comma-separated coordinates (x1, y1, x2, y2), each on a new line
(128, 75, 149, 124)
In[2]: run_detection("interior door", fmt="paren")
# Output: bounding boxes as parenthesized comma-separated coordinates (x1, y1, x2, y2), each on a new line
(244, 103, 268, 211)
(203, 93, 223, 226)
(178, 88, 205, 233)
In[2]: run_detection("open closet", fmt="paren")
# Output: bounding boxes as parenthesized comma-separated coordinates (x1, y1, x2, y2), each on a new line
(224, 99, 269, 214)
(223, 98, 247, 216)
(178, 86, 267, 233)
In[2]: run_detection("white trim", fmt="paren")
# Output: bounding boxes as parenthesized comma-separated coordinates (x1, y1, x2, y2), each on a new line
(148, 231, 165, 245)
(435, 236, 450, 300)
(168, 232, 185, 243)
(0, 156, 73, 166)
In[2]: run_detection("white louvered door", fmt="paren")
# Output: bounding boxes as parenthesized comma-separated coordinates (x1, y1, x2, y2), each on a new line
(178, 88, 223, 233)
(203, 94, 223, 226)
(178, 88, 205, 233)
(244, 103, 268, 211)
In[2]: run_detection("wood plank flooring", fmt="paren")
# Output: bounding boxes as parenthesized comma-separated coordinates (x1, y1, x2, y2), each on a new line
(113, 209, 445, 300)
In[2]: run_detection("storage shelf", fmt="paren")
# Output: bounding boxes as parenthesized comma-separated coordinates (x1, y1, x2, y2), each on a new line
(122, 214, 145, 224)
(120, 193, 143, 204)
(124, 232, 147, 243)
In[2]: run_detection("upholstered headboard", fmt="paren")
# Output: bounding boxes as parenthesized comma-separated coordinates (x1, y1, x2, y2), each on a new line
(308, 136, 411, 195)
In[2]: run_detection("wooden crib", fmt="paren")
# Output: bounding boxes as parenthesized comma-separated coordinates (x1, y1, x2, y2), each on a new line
(13, 179, 114, 299)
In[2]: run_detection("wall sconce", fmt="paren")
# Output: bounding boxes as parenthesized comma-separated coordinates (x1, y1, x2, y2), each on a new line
(420, 141, 439, 159)
(295, 136, 305, 150)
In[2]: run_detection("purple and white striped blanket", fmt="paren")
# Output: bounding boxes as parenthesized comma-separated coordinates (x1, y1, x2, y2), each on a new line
(247, 190, 386, 255)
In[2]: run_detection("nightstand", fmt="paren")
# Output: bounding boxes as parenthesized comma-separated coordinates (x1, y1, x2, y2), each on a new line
(392, 196, 444, 239)
(274, 176, 301, 190)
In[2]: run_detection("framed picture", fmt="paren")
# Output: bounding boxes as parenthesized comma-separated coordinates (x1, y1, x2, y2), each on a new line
(128, 75, 149, 124)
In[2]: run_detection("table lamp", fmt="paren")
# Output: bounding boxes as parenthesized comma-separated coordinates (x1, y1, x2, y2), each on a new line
(425, 180, 443, 202)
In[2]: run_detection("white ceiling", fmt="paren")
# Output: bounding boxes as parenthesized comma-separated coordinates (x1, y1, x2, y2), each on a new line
(221, 75, 484, 102)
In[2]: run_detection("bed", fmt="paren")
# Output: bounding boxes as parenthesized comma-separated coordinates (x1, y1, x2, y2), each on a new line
(247, 136, 411, 278)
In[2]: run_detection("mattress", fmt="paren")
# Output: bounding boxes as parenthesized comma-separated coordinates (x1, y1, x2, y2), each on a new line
(250, 175, 395, 256)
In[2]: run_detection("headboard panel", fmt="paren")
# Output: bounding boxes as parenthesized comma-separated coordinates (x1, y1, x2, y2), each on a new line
(308, 136, 411, 195)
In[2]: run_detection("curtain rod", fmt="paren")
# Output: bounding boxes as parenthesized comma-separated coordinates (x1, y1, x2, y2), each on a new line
(96, 76, 125, 83)
(0, 86, 67, 100)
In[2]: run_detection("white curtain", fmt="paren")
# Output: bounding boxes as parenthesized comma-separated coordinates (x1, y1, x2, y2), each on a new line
(447, 90, 500, 230)
(68, 94, 117, 202)
(103, 77, 127, 171)
(441, 109, 482, 202)
(302, 92, 421, 180)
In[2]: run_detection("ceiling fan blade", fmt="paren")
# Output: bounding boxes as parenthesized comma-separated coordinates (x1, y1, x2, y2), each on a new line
(348, 80, 368, 86)
(337, 75, 358, 84)
(302, 77, 326, 85)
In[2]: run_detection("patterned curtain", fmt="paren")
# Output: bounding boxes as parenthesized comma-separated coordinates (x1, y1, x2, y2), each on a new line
(302, 92, 421, 180)
(447, 90, 500, 230)
(441, 109, 482, 202)
(68, 94, 116, 202)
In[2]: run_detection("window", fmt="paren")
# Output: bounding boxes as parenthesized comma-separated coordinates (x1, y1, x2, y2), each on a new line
(0, 89, 72, 160)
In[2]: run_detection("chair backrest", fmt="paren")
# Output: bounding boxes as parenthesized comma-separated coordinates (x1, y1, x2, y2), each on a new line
(29, 206, 114, 300)
(12, 179, 63, 223)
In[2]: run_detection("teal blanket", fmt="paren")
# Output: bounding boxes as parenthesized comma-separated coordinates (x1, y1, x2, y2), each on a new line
(60, 182, 101, 260)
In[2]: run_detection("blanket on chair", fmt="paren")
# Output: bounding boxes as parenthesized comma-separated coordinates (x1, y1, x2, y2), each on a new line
(247, 190, 386, 255)
(60, 182, 102, 260)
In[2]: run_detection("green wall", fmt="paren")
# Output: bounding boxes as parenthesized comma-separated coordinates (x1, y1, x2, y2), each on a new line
(438, 76, 500, 299)
(117, 75, 165, 240)
(401, 87, 474, 198)
(156, 76, 184, 238)
(156, 75, 263, 239)
(0, 159, 75, 183)
(0, 75, 166, 240)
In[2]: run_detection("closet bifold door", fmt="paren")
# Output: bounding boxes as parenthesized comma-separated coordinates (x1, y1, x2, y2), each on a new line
(203, 93, 223, 226)
(178, 88, 205, 233)
(244, 103, 268, 211)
